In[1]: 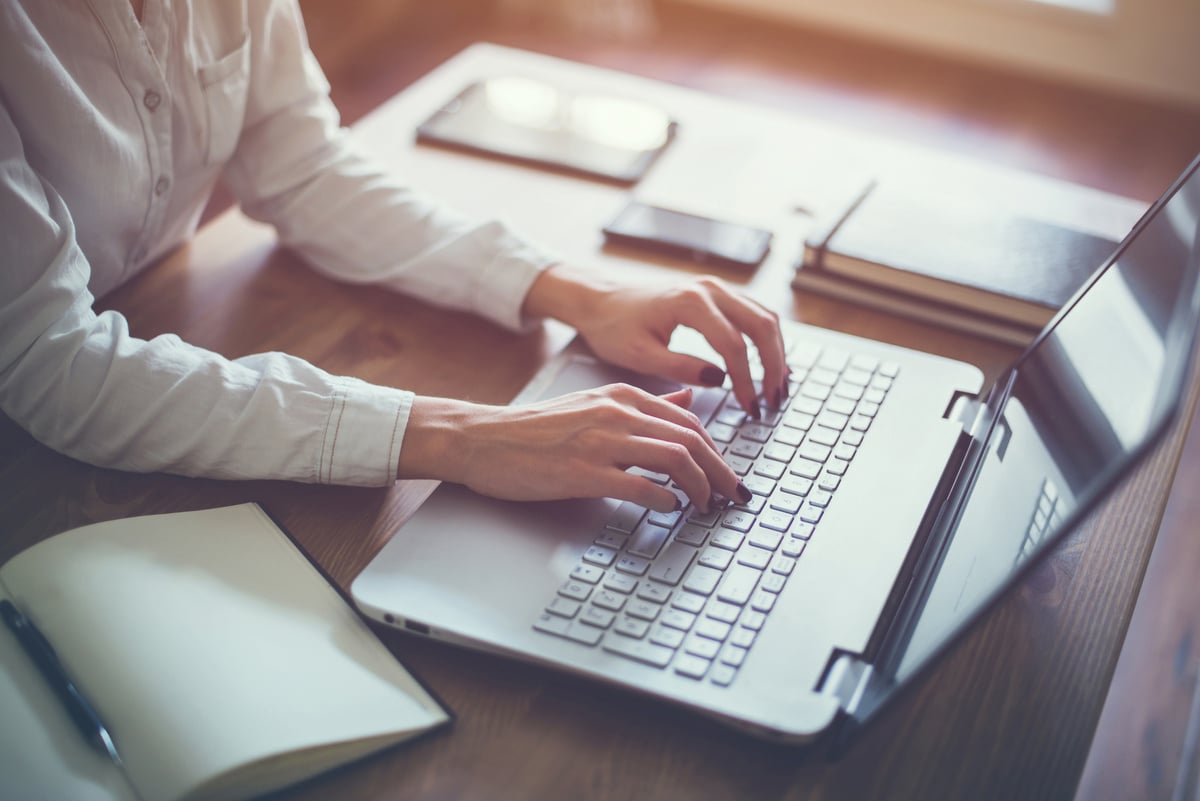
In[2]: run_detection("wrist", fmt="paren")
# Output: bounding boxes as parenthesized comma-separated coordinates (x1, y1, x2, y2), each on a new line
(521, 263, 616, 329)
(397, 396, 479, 482)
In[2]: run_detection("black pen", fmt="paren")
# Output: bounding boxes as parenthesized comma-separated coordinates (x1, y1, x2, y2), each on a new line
(1, 598, 123, 766)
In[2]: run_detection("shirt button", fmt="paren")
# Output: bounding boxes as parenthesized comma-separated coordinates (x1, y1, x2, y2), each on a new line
(154, 176, 170, 196)
(143, 89, 161, 111)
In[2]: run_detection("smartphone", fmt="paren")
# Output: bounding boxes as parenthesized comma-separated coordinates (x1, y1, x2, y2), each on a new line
(602, 201, 773, 269)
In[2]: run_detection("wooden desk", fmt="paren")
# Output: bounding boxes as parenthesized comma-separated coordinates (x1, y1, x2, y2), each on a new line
(0, 44, 1190, 801)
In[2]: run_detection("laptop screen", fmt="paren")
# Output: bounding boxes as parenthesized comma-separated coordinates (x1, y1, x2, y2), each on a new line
(857, 156, 1200, 725)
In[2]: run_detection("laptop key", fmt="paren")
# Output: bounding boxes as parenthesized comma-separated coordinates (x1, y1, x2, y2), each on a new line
(603, 634, 674, 667)
(726, 455, 753, 476)
(628, 520, 672, 559)
(661, 609, 697, 631)
(581, 607, 616, 629)
(761, 572, 787, 593)
(685, 635, 722, 658)
(729, 439, 762, 460)
(648, 541, 698, 585)
(674, 654, 711, 679)
(614, 616, 650, 639)
(582, 546, 617, 567)
(720, 643, 748, 667)
(593, 589, 627, 611)
(650, 625, 686, 649)
(547, 597, 582, 618)
(570, 564, 604, 584)
(807, 490, 833, 508)
(683, 565, 722, 596)
(716, 564, 762, 606)
(607, 501, 646, 534)
(534, 613, 571, 637)
(710, 663, 738, 687)
(749, 527, 784, 551)
(705, 600, 740, 624)
(559, 580, 592, 601)
(698, 546, 734, 570)
(736, 545, 771, 570)
(798, 441, 832, 463)
(672, 591, 706, 614)
(615, 555, 651, 576)
(807, 426, 839, 447)
(707, 422, 737, 443)
(604, 573, 638, 593)
(780, 538, 805, 558)
(626, 600, 662, 621)
(565, 620, 605, 645)
(710, 529, 744, 550)
(637, 582, 672, 604)
(594, 531, 628, 550)
(721, 510, 756, 532)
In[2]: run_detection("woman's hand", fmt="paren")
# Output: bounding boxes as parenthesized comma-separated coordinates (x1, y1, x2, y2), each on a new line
(521, 264, 789, 416)
(398, 387, 751, 513)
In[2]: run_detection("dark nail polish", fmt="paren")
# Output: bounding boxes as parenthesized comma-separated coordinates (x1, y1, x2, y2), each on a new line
(773, 387, 784, 408)
(699, 366, 726, 387)
(673, 497, 683, 512)
(736, 481, 753, 505)
(707, 494, 724, 514)
(745, 403, 760, 421)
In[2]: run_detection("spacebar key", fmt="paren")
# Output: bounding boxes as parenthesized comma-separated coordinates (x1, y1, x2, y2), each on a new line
(603, 635, 675, 667)
(648, 541, 698, 585)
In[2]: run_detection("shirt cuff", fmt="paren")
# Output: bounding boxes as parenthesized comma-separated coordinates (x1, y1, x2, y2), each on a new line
(318, 377, 413, 486)
(470, 222, 561, 333)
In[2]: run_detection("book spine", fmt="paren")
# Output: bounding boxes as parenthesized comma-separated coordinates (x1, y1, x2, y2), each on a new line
(802, 179, 878, 268)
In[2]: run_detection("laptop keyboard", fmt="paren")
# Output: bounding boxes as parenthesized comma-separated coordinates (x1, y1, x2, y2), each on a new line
(533, 337, 899, 688)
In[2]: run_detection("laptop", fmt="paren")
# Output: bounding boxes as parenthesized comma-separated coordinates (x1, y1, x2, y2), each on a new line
(352, 154, 1200, 745)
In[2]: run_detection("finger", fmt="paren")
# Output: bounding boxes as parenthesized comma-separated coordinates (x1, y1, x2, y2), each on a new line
(625, 413, 746, 510)
(673, 295, 759, 418)
(642, 350, 728, 392)
(630, 386, 722, 455)
(617, 434, 714, 513)
(605, 469, 687, 514)
(707, 284, 789, 409)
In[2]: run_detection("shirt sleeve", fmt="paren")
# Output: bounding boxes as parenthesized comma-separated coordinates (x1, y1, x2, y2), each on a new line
(222, 0, 560, 333)
(0, 105, 410, 487)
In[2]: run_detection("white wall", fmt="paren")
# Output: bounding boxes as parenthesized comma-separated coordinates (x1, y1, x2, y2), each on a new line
(680, 0, 1200, 109)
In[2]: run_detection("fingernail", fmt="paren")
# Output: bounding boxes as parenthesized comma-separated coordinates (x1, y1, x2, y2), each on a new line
(773, 387, 784, 408)
(673, 497, 683, 512)
(736, 481, 752, 504)
(699, 366, 726, 387)
(707, 494, 724, 514)
(745, 403, 760, 421)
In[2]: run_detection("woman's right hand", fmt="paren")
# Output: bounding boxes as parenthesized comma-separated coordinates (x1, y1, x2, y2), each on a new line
(398, 384, 751, 514)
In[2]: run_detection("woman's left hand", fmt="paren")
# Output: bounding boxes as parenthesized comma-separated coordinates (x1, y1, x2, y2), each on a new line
(522, 264, 789, 416)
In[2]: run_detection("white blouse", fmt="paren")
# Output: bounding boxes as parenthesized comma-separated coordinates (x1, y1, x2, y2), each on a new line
(0, 0, 556, 485)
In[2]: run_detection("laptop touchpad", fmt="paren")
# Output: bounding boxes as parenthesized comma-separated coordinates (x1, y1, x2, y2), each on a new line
(530, 356, 683, 401)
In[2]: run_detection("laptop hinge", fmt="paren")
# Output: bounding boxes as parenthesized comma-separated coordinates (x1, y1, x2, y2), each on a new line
(945, 391, 988, 439)
(818, 652, 875, 716)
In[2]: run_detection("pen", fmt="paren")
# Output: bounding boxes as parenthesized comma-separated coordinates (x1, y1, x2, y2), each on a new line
(1, 598, 123, 767)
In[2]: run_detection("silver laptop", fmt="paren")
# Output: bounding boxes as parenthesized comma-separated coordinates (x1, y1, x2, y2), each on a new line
(353, 155, 1200, 745)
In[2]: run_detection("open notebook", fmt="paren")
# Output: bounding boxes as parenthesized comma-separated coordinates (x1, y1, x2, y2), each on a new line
(0, 504, 450, 801)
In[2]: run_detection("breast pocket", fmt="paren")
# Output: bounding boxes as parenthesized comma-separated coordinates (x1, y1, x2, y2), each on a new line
(198, 35, 250, 166)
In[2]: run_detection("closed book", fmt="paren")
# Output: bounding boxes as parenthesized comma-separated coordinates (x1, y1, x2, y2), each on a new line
(791, 256, 1039, 346)
(802, 180, 1121, 329)
(0, 504, 451, 801)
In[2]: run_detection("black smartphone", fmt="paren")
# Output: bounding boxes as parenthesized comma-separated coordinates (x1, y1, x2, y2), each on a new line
(601, 201, 773, 269)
